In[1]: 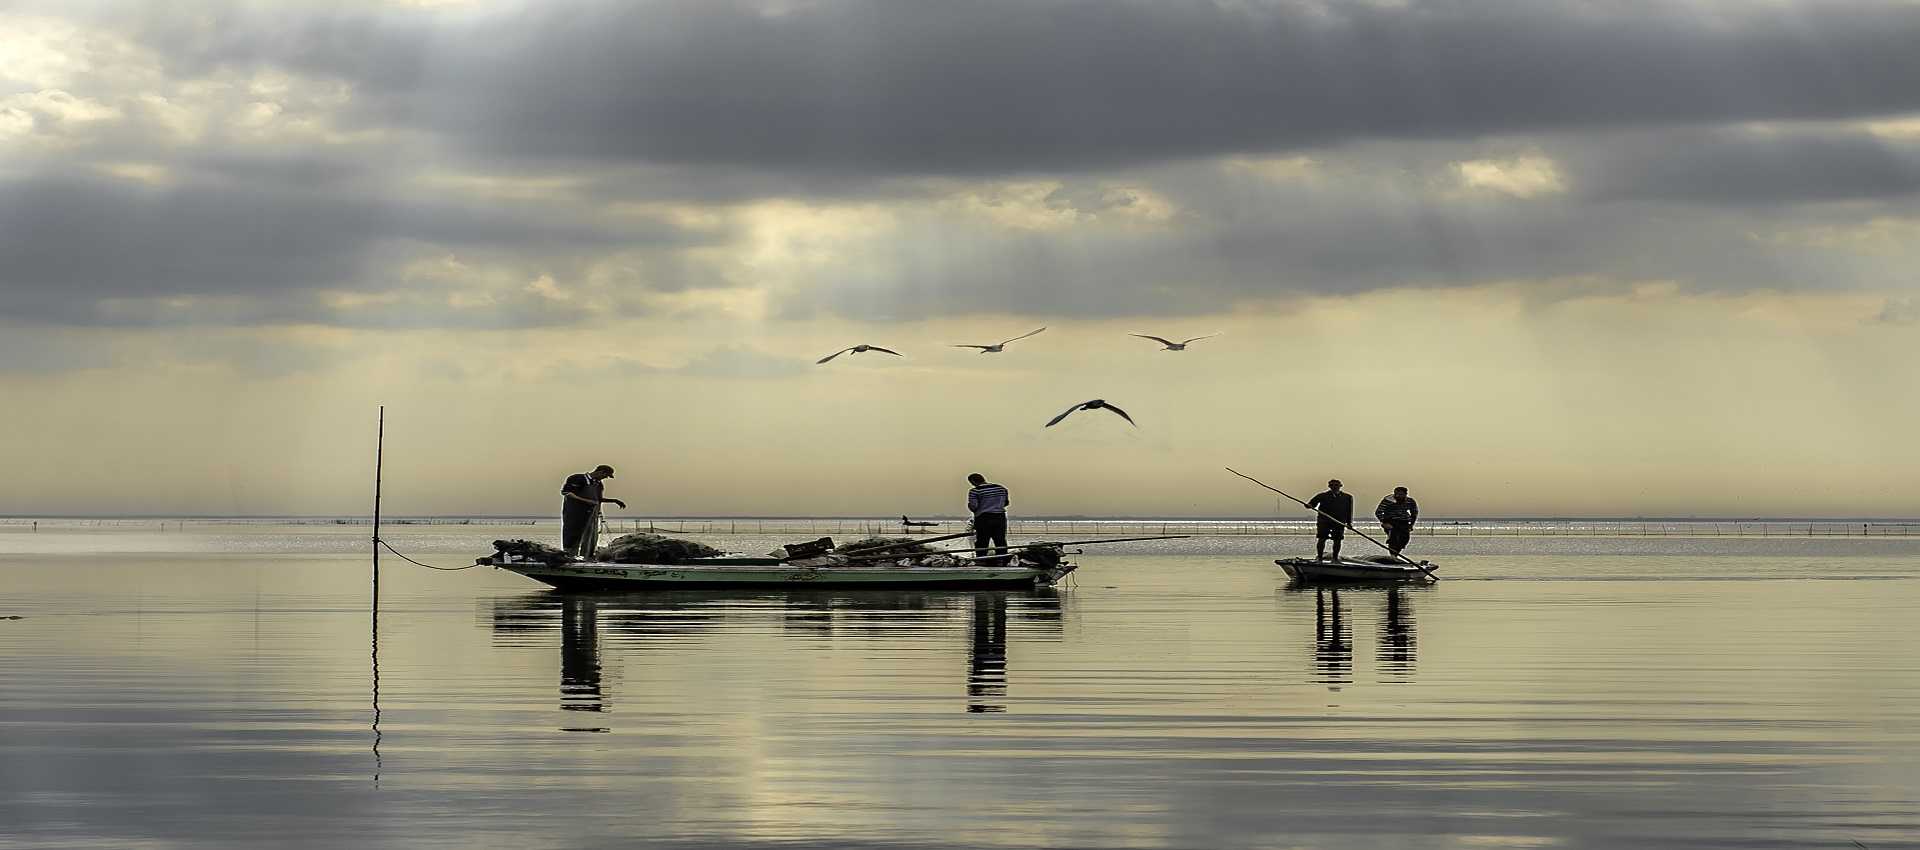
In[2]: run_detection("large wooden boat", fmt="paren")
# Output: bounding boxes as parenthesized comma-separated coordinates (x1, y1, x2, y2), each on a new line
(488, 550, 1076, 590)
(1275, 556, 1438, 584)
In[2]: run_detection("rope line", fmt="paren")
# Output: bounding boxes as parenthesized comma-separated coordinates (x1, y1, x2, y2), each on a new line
(375, 537, 481, 571)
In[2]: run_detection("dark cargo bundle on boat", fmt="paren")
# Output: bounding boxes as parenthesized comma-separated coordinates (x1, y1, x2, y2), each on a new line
(598, 533, 723, 564)
(491, 539, 572, 566)
(835, 536, 936, 555)
(781, 537, 836, 559)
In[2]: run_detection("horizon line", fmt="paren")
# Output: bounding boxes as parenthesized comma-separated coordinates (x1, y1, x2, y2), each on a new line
(5, 514, 1919, 523)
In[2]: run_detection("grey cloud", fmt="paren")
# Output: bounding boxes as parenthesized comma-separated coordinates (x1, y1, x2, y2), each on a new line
(1876, 297, 1918, 325)
(671, 345, 809, 380)
(555, 346, 809, 382)
(11, 0, 1920, 331)
(1580, 130, 1920, 205)
(775, 160, 1920, 320)
(129, 0, 1920, 176)
(0, 169, 713, 325)
(0, 326, 116, 373)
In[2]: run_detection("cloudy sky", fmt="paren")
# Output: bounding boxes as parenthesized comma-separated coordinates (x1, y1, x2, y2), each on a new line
(3, 0, 1918, 517)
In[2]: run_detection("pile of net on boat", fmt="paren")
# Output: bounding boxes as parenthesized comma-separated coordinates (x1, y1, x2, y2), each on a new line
(491, 539, 573, 566)
(835, 536, 936, 555)
(599, 533, 722, 564)
(490, 534, 722, 566)
(773, 536, 967, 568)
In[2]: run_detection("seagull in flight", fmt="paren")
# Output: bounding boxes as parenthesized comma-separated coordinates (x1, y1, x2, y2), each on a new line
(1128, 332, 1220, 351)
(952, 327, 1046, 354)
(817, 344, 904, 364)
(1046, 399, 1136, 428)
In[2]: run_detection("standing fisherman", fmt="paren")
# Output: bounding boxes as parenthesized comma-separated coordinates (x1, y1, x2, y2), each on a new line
(561, 465, 626, 558)
(1375, 486, 1419, 559)
(966, 473, 1011, 564)
(1304, 479, 1353, 561)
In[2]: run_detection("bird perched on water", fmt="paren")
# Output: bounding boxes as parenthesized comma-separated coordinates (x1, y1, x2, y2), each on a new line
(817, 345, 903, 364)
(1046, 399, 1136, 428)
(1128, 332, 1220, 351)
(952, 327, 1046, 354)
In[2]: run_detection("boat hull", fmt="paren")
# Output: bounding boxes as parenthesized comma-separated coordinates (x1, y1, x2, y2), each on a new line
(1275, 557, 1436, 584)
(495, 558, 1073, 590)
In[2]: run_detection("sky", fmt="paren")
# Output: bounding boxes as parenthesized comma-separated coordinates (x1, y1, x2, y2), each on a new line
(2, 0, 1918, 518)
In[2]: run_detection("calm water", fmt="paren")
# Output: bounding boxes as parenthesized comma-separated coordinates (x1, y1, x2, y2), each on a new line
(3, 524, 1919, 849)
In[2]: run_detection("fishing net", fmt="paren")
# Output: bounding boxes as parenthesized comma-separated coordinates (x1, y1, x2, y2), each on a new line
(598, 533, 723, 564)
(492, 539, 573, 566)
(834, 536, 936, 555)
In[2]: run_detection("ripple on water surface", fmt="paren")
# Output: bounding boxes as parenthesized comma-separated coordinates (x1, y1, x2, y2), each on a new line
(1, 527, 1918, 848)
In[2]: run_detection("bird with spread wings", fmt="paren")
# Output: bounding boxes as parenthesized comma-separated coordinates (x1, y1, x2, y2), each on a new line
(952, 327, 1046, 353)
(1046, 399, 1136, 428)
(817, 344, 904, 364)
(1127, 332, 1220, 351)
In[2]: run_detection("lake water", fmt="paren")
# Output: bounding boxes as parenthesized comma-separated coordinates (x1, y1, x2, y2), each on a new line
(3, 522, 1918, 848)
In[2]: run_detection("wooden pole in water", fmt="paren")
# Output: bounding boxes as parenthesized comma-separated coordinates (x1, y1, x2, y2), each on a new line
(373, 406, 383, 599)
(370, 405, 384, 781)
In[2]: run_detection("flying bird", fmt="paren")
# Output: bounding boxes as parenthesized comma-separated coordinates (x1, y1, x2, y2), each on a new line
(952, 327, 1046, 354)
(1129, 332, 1220, 351)
(1046, 399, 1136, 428)
(817, 345, 904, 364)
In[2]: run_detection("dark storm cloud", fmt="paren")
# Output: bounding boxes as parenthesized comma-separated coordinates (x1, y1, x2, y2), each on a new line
(1581, 129, 1920, 205)
(171, 0, 1920, 175)
(771, 163, 1920, 320)
(9, 0, 1920, 329)
(0, 170, 708, 324)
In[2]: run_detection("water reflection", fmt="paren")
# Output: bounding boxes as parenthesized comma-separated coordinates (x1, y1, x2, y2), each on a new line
(490, 589, 1065, 724)
(558, 597, 609, 725)
(1378, 587, 1416, 680)
(967, 594, 1007, 712)
(1298, 586, 1422, 686)
(1313, 589, 1352, 687)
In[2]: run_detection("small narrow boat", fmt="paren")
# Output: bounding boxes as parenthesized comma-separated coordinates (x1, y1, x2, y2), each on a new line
(1275, 556, 1438, 584)
(487, 548, 1076, 590)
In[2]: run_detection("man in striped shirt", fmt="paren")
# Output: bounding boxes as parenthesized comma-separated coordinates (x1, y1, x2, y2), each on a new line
(966, 473, 1011, 564)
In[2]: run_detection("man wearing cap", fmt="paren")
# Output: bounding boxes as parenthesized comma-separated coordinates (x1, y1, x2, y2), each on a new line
(1304, 479, 1353, 562)
(1375, 486, 1419, 559)
(561, 465, 625, 557)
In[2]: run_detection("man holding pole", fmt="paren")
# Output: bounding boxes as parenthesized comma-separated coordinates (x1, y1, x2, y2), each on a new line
(561, 465, 625, 558)
(1375, 486, 1419, 559)
(1304, 479, 1353, 561)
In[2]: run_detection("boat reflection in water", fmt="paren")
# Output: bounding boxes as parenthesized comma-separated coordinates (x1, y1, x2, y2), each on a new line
(489, 589, 1064, 725)
(1296, 585, 1423, 687)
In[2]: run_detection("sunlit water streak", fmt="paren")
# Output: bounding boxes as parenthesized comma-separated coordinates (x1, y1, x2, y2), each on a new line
(2, 524, 1918, 848)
